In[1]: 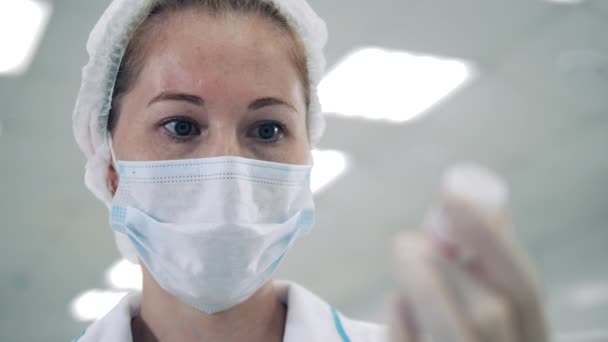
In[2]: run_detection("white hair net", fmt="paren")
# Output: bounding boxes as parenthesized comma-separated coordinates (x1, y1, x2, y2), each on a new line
(72, 0, 328, 263)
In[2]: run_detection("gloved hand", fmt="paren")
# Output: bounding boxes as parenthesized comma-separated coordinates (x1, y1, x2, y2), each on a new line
(389, 164, 550, 342)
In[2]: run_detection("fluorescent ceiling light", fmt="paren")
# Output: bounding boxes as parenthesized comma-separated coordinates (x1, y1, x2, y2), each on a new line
(0, 0, 52, 75)
(567, 283, 608, 309)
(311, 149, 348, 194)
(318, 47, 474, 123)
(70, 289, 129, 322)
(70, 259, 141, 322)
(105, 259, 143, 290)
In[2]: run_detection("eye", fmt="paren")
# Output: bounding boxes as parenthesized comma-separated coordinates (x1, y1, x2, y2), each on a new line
(163, 118, 200, 139)
(252, 121, 284, 142)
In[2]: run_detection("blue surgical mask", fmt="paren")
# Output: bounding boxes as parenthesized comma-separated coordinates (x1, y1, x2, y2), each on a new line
(109, 156, 315, 314)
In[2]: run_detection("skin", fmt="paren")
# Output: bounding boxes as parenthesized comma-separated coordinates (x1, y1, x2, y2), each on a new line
(102, 6, 548, 342)
(106, 9, 310, 342)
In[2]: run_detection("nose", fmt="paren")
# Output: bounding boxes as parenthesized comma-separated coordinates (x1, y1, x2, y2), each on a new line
(203, 129, 244, 158)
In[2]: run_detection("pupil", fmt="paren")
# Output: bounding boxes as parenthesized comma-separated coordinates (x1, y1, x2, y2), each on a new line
(175, 121, 192, 136)
(259, 124, 277, 140)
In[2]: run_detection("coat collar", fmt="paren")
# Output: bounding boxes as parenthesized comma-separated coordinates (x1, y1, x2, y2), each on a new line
(75, 281, 347, 342)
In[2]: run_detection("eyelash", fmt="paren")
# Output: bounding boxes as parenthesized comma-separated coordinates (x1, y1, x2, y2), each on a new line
(160, 116, 201, 143)
(250, 120, 287, 144)
(159, 117, 289, 144)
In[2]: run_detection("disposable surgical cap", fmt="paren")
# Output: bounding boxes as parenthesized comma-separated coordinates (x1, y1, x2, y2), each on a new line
(72, 0, 328, 262)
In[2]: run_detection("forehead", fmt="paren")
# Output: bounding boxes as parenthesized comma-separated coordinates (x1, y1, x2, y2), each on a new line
(136, 10, 300, 95)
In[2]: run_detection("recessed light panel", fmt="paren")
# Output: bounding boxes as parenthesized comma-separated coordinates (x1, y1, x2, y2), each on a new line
(0, 0, 52, 75)
(318, 47, 474, 123)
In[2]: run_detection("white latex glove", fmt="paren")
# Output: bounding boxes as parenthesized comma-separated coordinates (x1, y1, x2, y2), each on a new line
(389, 164, 550, 342)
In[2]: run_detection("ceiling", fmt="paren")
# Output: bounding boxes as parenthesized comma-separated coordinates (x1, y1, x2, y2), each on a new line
(0, 0, 607, 341)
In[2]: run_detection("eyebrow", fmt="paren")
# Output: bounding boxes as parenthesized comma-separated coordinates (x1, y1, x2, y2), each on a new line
(248, 97, 296, 112)
(148, 92, 296, 112)
(148, 92, 204, 107)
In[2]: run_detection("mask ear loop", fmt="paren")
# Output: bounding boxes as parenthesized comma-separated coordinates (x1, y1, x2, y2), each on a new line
(107, 134, 119, 170)
(107, 134, 120, 197)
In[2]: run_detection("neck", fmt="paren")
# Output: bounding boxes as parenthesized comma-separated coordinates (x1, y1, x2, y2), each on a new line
(132, 268, 286, 342)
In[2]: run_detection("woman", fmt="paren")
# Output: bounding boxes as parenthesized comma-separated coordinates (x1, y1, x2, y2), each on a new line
(72, 0, 549, 341)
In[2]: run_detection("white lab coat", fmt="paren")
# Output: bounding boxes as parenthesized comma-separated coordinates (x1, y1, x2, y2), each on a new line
(73, 281, 387, 342)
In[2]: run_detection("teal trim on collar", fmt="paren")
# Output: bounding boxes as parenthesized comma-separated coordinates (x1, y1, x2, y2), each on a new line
(72, 328, 86, 342)
(331, 307, 351, 342)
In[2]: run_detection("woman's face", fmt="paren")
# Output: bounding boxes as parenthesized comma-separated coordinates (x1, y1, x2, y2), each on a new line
(109, 10, 310, 171)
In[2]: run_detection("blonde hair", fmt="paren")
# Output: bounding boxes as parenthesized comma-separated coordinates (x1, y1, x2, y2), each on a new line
(108, 0, 309, 132)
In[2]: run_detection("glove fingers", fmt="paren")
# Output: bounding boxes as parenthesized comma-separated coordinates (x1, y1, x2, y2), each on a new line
(388, 295, 417, 342)
(430, 243, 518, 342)
(392, 232, 478, 342)
(437, 194, 549, 342)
